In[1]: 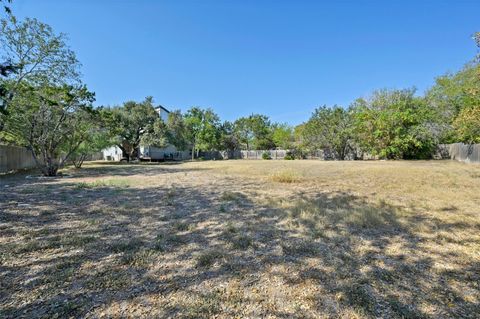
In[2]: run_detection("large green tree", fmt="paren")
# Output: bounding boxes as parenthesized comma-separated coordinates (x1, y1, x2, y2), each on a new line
(353, 88, 436, 159)
(165, 110, 189, 150)
(0, 16, 96, 175)
(218, 120, 239, 151)
(426, 62, 480, 141)
(0, 16, 80, 130)
(234, 114, 274, 150)
(301, 105, 354, 160)
(104, 97, 166, 161)
(3, 84, 95, 175)
(184, 107, 221, 159)
(0, 16, 79, 91)
(271, 123, 294, 149)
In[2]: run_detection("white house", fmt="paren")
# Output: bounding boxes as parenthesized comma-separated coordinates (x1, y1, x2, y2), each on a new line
(102, 105, 186, 161)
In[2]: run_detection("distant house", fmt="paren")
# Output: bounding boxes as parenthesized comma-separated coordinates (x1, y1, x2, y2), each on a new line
(102, 105, 188, 161)
(155, 105, 170, 122)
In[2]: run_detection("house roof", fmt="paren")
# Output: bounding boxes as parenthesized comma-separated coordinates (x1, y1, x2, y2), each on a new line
(155, 105, 170, 113)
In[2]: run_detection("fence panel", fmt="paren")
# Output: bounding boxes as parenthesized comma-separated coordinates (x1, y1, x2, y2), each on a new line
(437, 143, 480, 163)
(0, 145, 36, 173)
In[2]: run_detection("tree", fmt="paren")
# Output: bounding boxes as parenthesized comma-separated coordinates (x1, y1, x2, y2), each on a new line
(140, 117, 168, 148)
(219, 120, 239, 151)
(104, 97, 165, 161)
(453, 105, 480, 144)
(425, 62, 480, 142)
(1, 16, 79, 134)
(352, 88, 436, 159)
(184, 107, 221, 159)
(165, 110, 189, 150)
(233, 117, 254, 150)
(0, 16, 79, 96)
(0, 16, 96, 175)
(69, 116, 112, 168)
(234, 114, 274, 150)
(271, 123, 294, 149)
(301, 105, 354, 160)
(3, 84, 95, 175)
(0, 0, 15, 92)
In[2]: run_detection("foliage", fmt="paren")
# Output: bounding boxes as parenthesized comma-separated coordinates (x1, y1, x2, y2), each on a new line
(302, 105, 354, 160)
(352, 89, 437, 159)
(103, 97, 166, 161)
(140, 117, 168, 148)
(0, 16, 80, 126)
(284, 151, 295, 160)
(453, 105, 480, 144)
(70, 123, 112, 168)
(262, 152, 271, 160)
(184, 107, 221, 159)
(0, 16, 94, 175)
(218, 120, 239, 151)
(234, 114, 274, 150)
(271, 123, 294, 149)
(165, 110, 189, 150)
(0, 16, 79, 88)
(3, 84, 95, 175)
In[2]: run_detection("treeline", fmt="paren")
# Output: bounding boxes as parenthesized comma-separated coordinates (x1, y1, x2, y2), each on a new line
(0, 12, 479, 176)
(106, 52, 480, 161)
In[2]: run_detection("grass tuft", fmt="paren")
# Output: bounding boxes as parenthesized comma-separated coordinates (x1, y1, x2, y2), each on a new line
(270, 170, 302, 183)
(75, 179, 131, 189)
(196, 249, 224, 267)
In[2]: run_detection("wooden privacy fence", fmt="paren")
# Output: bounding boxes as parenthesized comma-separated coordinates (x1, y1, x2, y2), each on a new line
(0, 145, 36, 173)
(436, 143, 480, 164)
(196, 150, 290, 160)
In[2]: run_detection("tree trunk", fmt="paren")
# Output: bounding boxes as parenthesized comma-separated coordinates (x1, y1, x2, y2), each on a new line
(73, 154, 87, 168)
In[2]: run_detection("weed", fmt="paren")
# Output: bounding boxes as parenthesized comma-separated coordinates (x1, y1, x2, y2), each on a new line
(231, 233, 254, 250)
(121, 249, 157, 267)
(154, 233, 187, 251)
(109, 238, 143, 253)
(173, 221, 194, 232)
(165, 187, 177, 205)
(221, 191, 244, 202)
(270, 170, 302, 183)
(196, 249, 224, 267)
(281, 240, 318, 256)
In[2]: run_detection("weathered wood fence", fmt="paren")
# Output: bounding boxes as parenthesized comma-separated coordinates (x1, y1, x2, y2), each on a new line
(436, 143, 480, 163)
(0, 145, 36, 173)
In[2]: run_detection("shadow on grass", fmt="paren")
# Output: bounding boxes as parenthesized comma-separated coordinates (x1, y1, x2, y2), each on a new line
(0, 176, 479, 318)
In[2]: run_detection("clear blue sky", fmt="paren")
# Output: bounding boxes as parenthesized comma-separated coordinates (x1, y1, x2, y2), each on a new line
(11, 0, 480, 124)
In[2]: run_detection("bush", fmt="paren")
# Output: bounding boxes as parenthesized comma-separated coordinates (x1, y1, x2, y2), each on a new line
(284, 151, 295, 160)
(262, 152, 272, 160)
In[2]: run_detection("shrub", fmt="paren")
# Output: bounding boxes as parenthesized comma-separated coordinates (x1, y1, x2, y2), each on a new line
(284, 151, 295, 160)
(262, 152, 272, 160)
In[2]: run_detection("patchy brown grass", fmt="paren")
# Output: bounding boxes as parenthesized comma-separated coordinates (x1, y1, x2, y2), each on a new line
(1, 160, 479, 318)
(269, 169, 303, 183)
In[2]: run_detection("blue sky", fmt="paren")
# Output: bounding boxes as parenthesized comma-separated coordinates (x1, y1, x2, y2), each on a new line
(11, 0, 480, 124)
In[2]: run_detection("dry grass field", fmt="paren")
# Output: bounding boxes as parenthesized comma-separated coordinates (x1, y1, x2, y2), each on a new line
(1, 160, 479, 318)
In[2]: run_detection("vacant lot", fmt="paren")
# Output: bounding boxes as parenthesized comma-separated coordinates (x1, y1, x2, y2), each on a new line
(1, 160, 479, 318)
